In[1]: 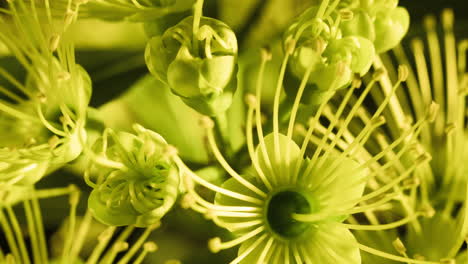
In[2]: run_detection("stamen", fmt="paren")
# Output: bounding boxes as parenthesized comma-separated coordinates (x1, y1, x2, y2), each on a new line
(424, 14, 445, 137)
(254, 48, 278, 185)
(22, 200, 41, 264)
(339, 9, 354, 21)
(69, 211, 93, 261)
(205, 122, 267, 198)
(49, 34, 60, 51)
(208, 226, 264, 253)
(61, 188, 80, 264)
(212, 217, 263, 232)
(272, 39, 296, 183)
(102, 242, 128, 264)
(133, 242, 158, 264)
(85, 227, 117, 264)
(185, 187, 262, 214)
(340, 211, 425, 230)
(245, 94, 273, 190)
(256, 237, 274, 264)
(357, 243, 444, 264)
(228, 234, 267, 264)
(174, 156, 264, 205)
(0, 209, 21, 263)
(305, 70, 381, 179)
(411, 39, 433, 107)
(117, 224, 159, 264)
(442, 9, 458, 125)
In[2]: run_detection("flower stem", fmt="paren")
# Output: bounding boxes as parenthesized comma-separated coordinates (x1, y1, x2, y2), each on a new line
(192, 0, 204, 56)
(214, 112, 232, 156)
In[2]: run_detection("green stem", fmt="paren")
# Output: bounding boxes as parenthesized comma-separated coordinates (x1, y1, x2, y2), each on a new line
(214, 112, 231, 157)
(192, 0, 204, 55)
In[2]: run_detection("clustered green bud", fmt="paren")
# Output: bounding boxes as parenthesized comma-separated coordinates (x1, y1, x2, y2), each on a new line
(145, 16, 238, 116)
(339, 0, 410, 53)
(283, 5, 375, 104)
(87, 125, 180, 227)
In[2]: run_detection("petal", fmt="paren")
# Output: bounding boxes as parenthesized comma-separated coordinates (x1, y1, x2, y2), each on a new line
(199, 55, 236, 95)
(304, 155, 367, 211)
(237, 234, 269, 264)
(254, 133, 301, 181)
(214, 177, 263, 232)
(88, 189, 138, 226)
(301, 222, 361, 264)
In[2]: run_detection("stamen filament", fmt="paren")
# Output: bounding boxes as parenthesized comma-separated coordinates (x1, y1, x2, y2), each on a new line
(209, 226, 264, 252)
(117, 224, 159, 264)
(245, 96, 273, 190)
(206, 126, 267, 198)
(357, 243, 442, 264)
(254, 50, 278, 185)
(174, 156, 264, 205)
(340, 212, 424, 230)
(229, 234, 267, 264)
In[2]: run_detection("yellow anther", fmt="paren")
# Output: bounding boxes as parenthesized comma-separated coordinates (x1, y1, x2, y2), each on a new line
(285, 37, 297, 55)
(144, 242, 158, 252)
(199, 116, 214, 129)
(208, 237, 222, 253)
(392, 238, 406, 254)
(372, 68, 386, 80)
(260, 47, 272, 61)
(49, 34, 61, 51)
(340, 9, 354, 21)
(244, 94, 257, 108)
(397, 65, 409, 82)
(428, 102, 439, 122)
(441, 9, 454, 31)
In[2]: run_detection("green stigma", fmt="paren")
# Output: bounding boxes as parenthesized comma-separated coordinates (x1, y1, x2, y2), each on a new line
(266, 190, 316, 239)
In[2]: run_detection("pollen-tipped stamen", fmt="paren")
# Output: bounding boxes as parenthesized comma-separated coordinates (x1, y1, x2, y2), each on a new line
(208, 226, 264, 253)
(174, 156, 263, 205)
(245, 94, 273, 191)
(204, 120, 267, 198)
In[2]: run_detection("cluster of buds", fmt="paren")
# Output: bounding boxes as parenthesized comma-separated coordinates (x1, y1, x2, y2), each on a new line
(145, 16, 238, 116)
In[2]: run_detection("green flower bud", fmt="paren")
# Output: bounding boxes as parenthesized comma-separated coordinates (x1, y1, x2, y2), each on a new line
(340, 10, 375, 41)
(284, 5, 374, 102)
(145, 16, 238, 116)
(323, 36, 375, 75)
(87, 125, 180, 227)
(373, 7, 410, 53)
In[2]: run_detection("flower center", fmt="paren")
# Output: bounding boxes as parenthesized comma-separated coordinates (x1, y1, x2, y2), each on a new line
(266, 190, 314, 239)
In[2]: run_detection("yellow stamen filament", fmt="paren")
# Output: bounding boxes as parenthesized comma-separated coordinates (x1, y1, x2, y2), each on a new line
(133, 242, 158, 264)
(245, 94, 273, 190)
(272, 41, 294, 183)
(85, 227, 117, 264)
(292, 89, 334, 184)
(205, 124, 267, 198)
(228, 234, 267, 264)
(117, 224, 159, 264)
(60, 189, 80, 264)
(357, 243, 442, 264)
(256, 237, 274, 264)
(340, 212, 425, 231)
(253, 49, 279, 186)
(184, 189, 262, 214)
(69, 210, 93, 261)
(174, 156, 264, 205)
(208, 226, 264, 253)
